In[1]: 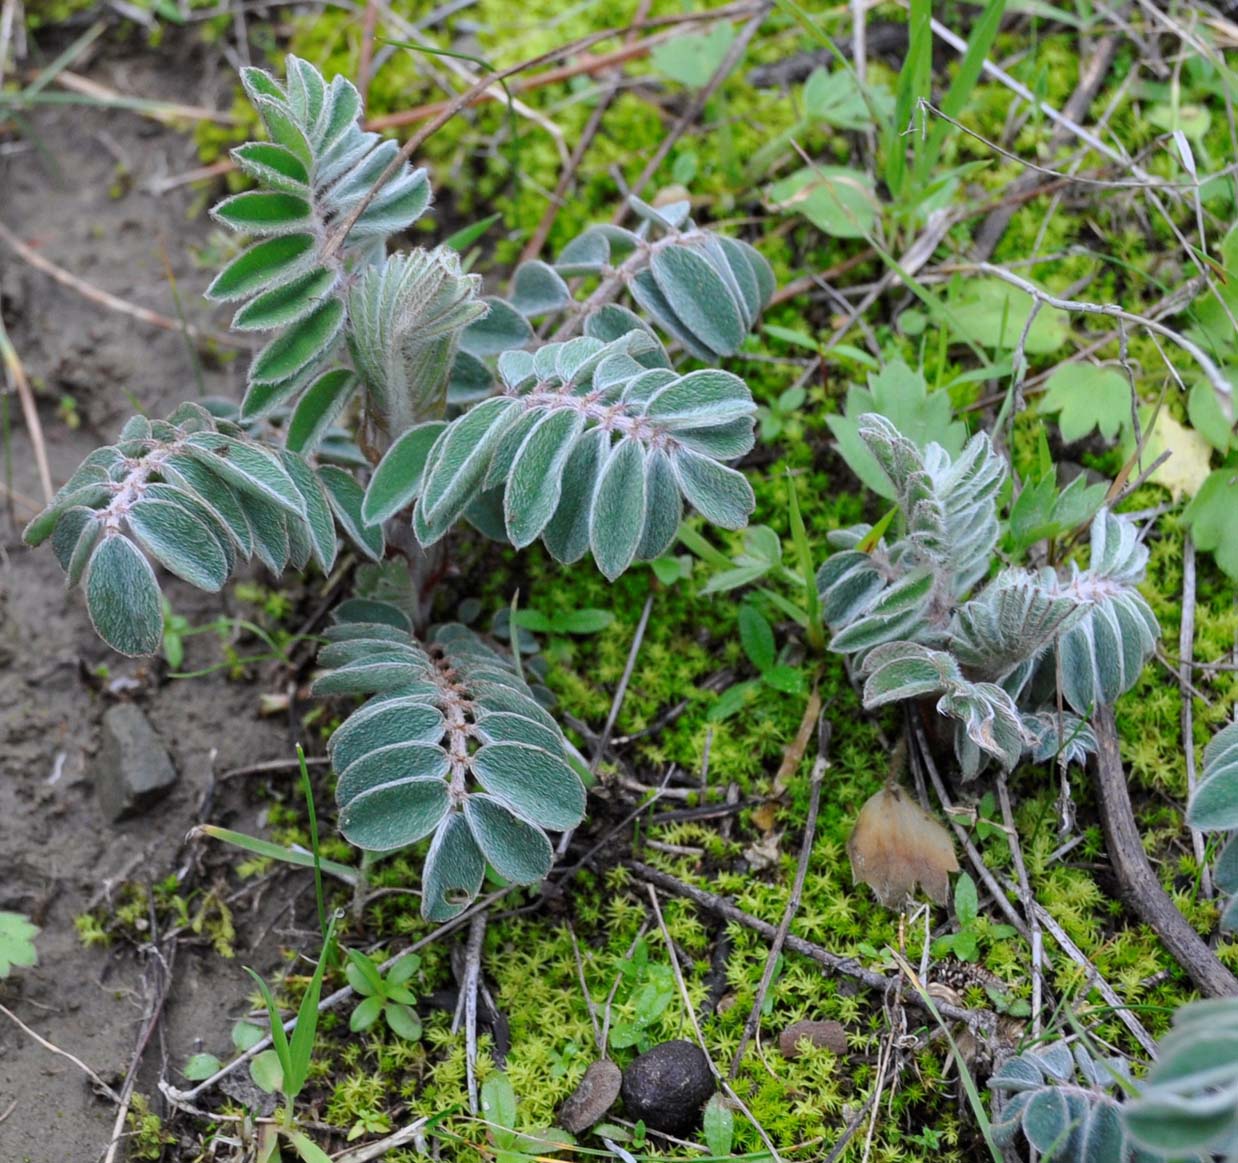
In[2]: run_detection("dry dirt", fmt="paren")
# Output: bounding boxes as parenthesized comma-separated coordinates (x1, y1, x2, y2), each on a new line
(1, 40, 320, 1163)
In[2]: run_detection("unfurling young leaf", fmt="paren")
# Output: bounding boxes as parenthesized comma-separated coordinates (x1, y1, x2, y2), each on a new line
(819, 413, 1156, 778)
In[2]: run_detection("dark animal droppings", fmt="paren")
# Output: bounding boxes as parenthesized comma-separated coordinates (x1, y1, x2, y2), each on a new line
(620, 1039, 715, 1136)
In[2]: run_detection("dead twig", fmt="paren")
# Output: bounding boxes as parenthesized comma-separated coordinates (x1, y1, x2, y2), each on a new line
(729, 716, 830, 1080)
(995, 776, 1043, 1039)
(458, 909, 487, 1114)
(0, 309, 51, 504)
(102, 923, 177, 1163)
(220, 756, 331, 781)
(626, 862, 993, 1031)
(0, 218, 243, 349)
(1091, 704, 1238, 998)
(331, 1118, 430, 1163)
(593, 590, 654, 769)
(1180, 535, 1212, 899)
(645, 884, 783, 1162)
(0, 1002, 123, 1104)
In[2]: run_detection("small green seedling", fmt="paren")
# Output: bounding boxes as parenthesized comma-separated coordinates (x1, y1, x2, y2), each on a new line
(246, 913, 339, 1163)
(512, 604, 614, 664)
(756, 383, 807, 443)
(183, 1019, 265, 1081)
(608, 938, 676, 1052)
(345, 949, 422, 1041)
(161, 599, 191, 670)
(931, 873, 1016, 963)
(479, 1072, 575, 1162)
(0, 911, 38, 978)
(709, 602, 807, 721)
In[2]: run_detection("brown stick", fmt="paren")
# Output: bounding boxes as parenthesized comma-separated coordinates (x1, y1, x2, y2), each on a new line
(728, 717, 830, 1079)
(0, 310, 52, 504)
(625, 860, 994, 1032)
(0, 218, 243, 349)
(1092, 704, 1238, 998)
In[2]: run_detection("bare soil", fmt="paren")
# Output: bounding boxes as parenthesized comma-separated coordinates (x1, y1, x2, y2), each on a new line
(1, 42, 307, 1163)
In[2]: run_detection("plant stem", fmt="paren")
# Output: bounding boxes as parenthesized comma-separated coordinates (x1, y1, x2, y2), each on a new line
(1092, 704, 1238, 998)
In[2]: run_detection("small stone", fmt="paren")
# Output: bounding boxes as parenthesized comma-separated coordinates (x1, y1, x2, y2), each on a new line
(95, 704, 177, 821)
(778, 1019, 848, 1059)
(559, 1058, 621, 1134)
(621, 1039, 714, 1136)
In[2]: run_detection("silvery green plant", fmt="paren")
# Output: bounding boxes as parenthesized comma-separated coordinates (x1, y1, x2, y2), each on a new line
(989, 1000, 1238, 1163)
(818, 414, 1158, 777)
(1185, 717, 1238, 932)
(1121, 997, 1238, 1160)
(988, 1038, 1148, 1162)
(22, 57, 773, 919)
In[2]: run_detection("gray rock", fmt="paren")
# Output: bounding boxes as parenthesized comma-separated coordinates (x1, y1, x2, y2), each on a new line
(95, 703, 177, 820)
(621, 1039, 714, 1136)
(559, 1058, 621, 1134)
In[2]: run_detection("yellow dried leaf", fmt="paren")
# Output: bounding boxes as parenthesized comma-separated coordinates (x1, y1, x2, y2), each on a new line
(847, 785, 959, 907)
(1140, 410, 1213, 502)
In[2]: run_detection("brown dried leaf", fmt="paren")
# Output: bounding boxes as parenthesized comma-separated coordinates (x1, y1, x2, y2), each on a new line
(847, 785, 959, 907)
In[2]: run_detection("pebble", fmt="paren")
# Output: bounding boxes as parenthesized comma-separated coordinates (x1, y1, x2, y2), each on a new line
(620, 1039, 714, 1136)
(95, 703, 177, 821)
(778, 1019, 848, 1059)
(559, 1058, 622, 1134)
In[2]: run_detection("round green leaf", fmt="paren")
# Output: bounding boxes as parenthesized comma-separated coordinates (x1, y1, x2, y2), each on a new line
(249, 297, 345, 386)
(336, 742, 450, 806)
(212, 191, 313, 236)
(249, 1048, 284, 1094)
(589, 437, 647, 580)
(127, 498, 230, 592)
(464, 794, 553, 885)
(648, 245, 742, 354)
(232, 267, 338, 332)
(349, 994, 383, 1032)
(330, 701, 446, 774)
(504, 409, 585, 548)
(469, 742, 585, 831)
(286, 369, 356, 454)
(205, 234, 318, 302)
(383, 1003, 422, 1041)
(85, 535, 163, 656)
(422, 812, 486, 921)
(362, 421, 448, 526)
(183, 1053, 223, 1081)
(339, 775, 451, 853)
(231, 142, 309, 194)
(670, 446, 754, 529)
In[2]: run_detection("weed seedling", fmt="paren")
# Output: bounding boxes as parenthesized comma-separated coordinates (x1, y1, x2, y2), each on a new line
(345, 949, 422, 1041)
(247, 911, 339, 1162)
